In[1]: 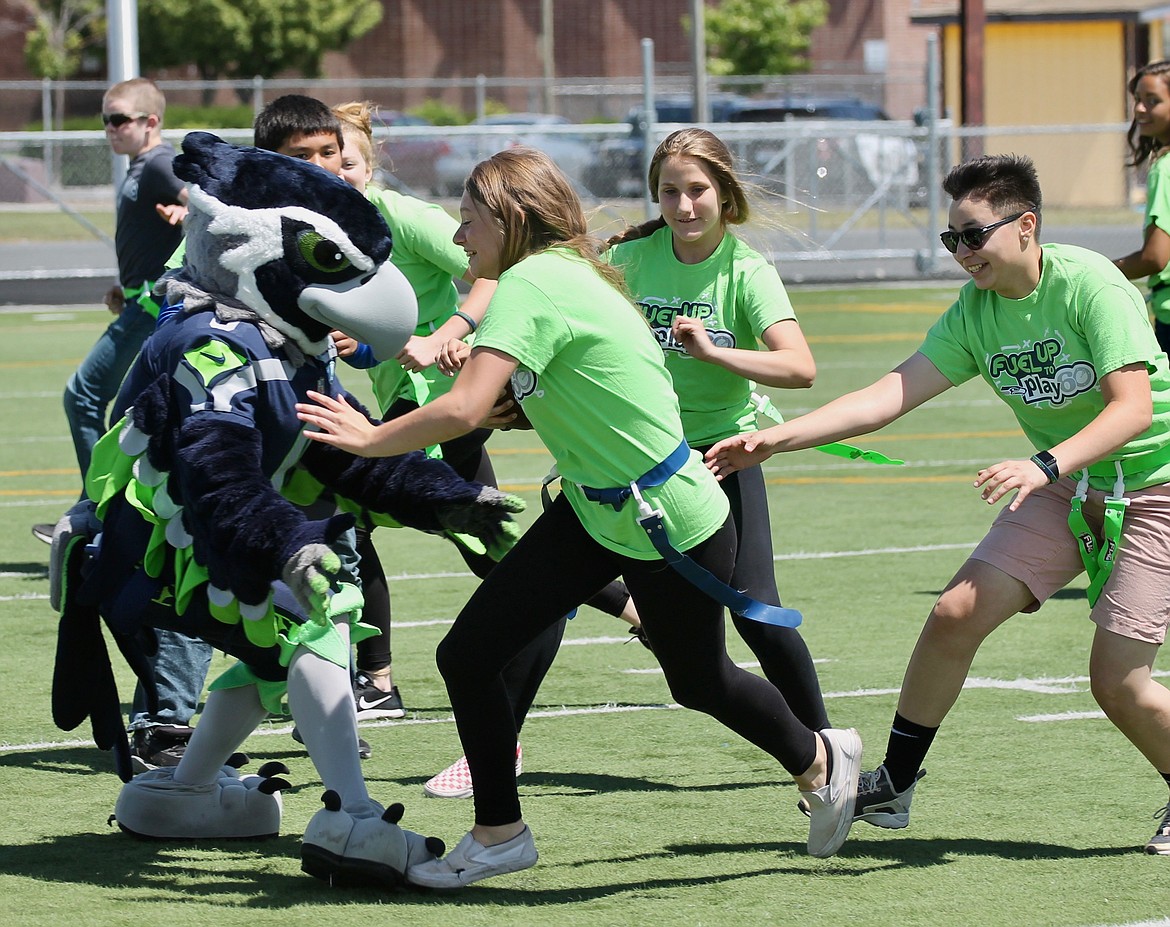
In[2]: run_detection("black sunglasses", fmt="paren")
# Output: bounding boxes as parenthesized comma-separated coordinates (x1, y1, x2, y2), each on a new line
(101, 111, 149, 128)
(939, 207, 1036, 254)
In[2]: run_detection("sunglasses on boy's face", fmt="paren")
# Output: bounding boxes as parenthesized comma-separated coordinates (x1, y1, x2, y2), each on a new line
(939, 207, 1036, 254)
(101, 111, 149, 128)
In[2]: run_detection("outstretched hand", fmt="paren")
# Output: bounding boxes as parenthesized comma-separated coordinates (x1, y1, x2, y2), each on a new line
(297, 391, 378, 456)
(974, 458, 1049, 511)
(704, 431, 776, 480)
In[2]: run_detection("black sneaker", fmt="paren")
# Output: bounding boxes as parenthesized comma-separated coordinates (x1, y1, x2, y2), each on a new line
(1146, 802, 1170, 855)
(353, 673, 405, 720)
(130, 724, 194, 774)
(798, 764, 926, 828)
(32, 523, 55, 545)
(291, 726, 372, 760)
(854, 766, 926, 829)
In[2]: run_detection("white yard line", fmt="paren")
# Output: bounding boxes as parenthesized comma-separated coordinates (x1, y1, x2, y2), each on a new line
(9, 670, 1165, 756)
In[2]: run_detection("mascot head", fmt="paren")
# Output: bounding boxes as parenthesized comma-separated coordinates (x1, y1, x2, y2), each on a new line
(173, 131, 417, 359)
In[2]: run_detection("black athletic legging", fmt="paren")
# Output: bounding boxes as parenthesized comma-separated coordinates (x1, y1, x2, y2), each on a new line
(705, 452, 830, 733)
(437, 493, 820, 826)
(355, 398, 630, 727)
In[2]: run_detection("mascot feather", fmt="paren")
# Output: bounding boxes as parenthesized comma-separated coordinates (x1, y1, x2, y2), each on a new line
(49, 132, 521, 888)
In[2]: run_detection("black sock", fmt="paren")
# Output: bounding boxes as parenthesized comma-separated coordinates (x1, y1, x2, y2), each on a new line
(1161, 771, 1170, 789)
(882, 712, 938, 793)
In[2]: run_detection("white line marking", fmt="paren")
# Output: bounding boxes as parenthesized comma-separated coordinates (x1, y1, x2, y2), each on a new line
(7, 671, 1170, 756)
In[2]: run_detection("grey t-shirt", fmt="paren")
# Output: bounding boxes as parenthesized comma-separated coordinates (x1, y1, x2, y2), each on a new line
(115, 141, 185, 289)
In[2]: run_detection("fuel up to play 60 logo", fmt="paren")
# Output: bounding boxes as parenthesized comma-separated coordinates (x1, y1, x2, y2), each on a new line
(639, 299, 735, 354)
(987, 335, 1097, 406)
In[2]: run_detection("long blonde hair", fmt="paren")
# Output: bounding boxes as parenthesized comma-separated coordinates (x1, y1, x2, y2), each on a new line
(465, 147, 626, 290)
(608, 127, 750, 247)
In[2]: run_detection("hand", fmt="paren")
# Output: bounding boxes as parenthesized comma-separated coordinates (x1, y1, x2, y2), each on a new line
(103, 285, 125, 316)
(297, 391, 379, 456)
(156, 203, 188, 226)
(330, 330, 359, 357)
(704, 431, 775, 479)
(482, 386, 531, 430)
(396, 333, 444, 373)
(672, 315, 719, 362)
(436, 339, 472, 377)
(279, 512, 357, 618)
(435, 486, 526, 561)
(974, 458, 1049, 511)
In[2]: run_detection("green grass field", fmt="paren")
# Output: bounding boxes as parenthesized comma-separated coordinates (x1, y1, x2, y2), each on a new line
(1, 289, 1168, 927)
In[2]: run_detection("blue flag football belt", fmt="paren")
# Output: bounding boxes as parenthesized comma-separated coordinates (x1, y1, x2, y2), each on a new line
(576, 440, 803, 629)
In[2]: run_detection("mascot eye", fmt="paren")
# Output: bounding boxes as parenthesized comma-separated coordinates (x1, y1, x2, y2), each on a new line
(297, 230, 350, 274)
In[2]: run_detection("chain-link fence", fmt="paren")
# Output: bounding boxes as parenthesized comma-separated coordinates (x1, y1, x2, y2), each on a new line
(0, 117, 1135, 289)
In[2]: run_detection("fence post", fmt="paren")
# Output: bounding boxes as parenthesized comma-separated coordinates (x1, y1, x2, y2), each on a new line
(641, 38, 655, 220)
(919, 33, 942, 275)
(41, 77, 53, 187)
(476, 75, 487, 124)
(252, 76, 265, 122)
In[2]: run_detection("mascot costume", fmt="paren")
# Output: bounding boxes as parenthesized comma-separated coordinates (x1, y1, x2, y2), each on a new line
(49, 132, 523, 888)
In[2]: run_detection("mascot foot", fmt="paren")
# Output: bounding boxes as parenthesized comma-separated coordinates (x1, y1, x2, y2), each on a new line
(301, 791, 445, 889)
(113, 761, 291, 839)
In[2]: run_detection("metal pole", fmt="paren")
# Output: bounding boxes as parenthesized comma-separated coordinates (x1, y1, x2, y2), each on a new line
(641, 38, 656, 220)
(106, 0, 140, 190)
(541, 0, 555, 114)
(690, 0, 708, 123)
(921, 32, 941, 274)
(41, 77, 53, 186)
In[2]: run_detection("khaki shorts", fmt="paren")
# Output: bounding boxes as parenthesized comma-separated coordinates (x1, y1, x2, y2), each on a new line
(970, 478, 1170, 645)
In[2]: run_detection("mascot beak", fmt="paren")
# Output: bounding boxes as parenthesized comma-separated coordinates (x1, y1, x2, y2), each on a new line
(298, 261, 419, 361)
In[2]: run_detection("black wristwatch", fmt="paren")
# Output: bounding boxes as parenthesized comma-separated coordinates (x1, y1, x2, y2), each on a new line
(1030, 450, 1059, 484)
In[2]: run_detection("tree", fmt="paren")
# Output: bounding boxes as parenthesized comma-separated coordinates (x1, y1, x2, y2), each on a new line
(21, 0, 105, 128)
(704, 0, 828, 76)
(138, 0, 382, 98)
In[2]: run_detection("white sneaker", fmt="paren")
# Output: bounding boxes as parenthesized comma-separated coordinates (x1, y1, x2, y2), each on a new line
(407, 826, 538, 888)
(799, 727, 862, 858)
(423, 743, 522, 799)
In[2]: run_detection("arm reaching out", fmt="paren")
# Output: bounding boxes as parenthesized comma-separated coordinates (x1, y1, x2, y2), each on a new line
(706, 351, 952, 478)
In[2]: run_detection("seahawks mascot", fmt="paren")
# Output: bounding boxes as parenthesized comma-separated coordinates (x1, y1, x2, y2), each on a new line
(49, 132, 522, 889)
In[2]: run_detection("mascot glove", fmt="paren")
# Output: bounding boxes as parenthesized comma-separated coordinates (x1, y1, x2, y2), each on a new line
(49, 499, 99, 613)
(435, 487, 526, 562)
(280, 513, 355, 619)
(113, 764, 287, 839)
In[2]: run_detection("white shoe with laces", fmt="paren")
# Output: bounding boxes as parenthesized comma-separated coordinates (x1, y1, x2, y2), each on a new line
(407, 826, 538, 888)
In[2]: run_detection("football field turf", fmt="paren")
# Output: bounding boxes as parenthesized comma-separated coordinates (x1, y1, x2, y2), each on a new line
(1, 288, 1168, 927)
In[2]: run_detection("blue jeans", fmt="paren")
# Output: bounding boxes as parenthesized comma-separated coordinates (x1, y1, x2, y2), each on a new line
(63, 297, 157, 482)
(128, 629, 214, 730)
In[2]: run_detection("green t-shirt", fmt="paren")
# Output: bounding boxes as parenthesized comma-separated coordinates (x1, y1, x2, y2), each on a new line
(475, 248, 729, 559)
(1144, 153, 1170, 323)
(364, 186, 470, 412)
(608, 225, 796, 445)
(920, 242, 1170, 491)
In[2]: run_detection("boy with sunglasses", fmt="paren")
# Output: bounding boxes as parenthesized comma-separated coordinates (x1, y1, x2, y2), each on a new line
(707, 153, 1170, 855)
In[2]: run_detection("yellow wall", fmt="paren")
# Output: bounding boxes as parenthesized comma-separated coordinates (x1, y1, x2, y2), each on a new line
(943, 21, 1127, 207)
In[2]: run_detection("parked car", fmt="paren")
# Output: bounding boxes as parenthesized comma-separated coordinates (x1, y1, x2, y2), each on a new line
(432, 113, 595, 196)
(583, 94, 746, 198)
(583, 95, 921, 203)
(370, 110, 451, 196)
